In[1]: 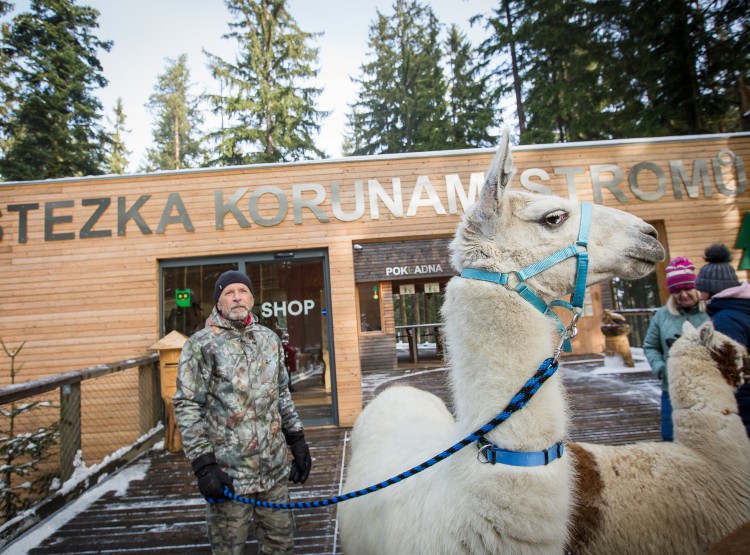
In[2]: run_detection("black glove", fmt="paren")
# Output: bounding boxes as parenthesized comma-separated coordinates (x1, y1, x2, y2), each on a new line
(192, 452, 234, 500)
(284, 430, 312, 484)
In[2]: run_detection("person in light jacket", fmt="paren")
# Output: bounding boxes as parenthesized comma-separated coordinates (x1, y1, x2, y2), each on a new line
(174, 270, 312, 555)
(643, 257, 709, 441)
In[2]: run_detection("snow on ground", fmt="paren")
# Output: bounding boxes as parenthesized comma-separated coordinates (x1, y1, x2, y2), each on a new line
(2, 441, 159, 554)
(596, 347, 652, 374)
(398, 341, 653, 376)
(561, 348, 662, 405)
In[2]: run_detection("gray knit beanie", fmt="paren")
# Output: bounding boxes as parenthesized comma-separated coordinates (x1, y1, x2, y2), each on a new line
(214, 270, 254, 302)
(695, 244, 740, 295)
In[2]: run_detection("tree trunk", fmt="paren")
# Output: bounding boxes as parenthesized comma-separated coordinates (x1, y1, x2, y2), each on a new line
(505, 0, 525, 134)
(173, 113, 180, 169)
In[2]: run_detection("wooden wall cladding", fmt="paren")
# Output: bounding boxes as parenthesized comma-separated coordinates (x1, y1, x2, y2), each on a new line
(1, 133, 748, 428)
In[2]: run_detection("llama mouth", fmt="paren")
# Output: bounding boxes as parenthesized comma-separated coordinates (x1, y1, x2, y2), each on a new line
(629, 251, 663, 266)
(628, 236, 666, 265)
(616, 250, 664, 279)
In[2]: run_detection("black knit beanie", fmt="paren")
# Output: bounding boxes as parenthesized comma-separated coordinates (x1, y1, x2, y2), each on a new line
(695, 244, 740, 295)
(214, 270, 254, 302)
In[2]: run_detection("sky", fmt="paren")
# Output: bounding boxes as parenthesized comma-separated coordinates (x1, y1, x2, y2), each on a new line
(9, 0, 500, 172)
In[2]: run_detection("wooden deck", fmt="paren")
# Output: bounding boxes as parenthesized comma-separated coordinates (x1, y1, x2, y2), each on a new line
(15, 356, 660, 554)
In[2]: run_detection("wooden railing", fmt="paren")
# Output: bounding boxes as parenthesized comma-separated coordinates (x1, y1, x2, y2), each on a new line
(0, 353, 163, 546)
(396, 323, 444, 363)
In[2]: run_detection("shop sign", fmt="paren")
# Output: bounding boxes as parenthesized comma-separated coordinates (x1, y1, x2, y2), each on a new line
(386, 264, 444, 277)
(260, 299, 315, 318)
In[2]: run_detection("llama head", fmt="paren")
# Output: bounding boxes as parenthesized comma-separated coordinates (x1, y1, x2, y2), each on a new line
(672, 320, 750, 388)
(450, 128, 665, 302)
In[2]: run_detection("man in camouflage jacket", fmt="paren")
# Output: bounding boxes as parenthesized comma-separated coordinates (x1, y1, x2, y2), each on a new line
(174, 270, 311, 555)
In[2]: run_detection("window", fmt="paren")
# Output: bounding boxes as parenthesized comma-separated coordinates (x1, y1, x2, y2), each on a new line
(357, 283, 382, 332)
(163, 262, 237, 336)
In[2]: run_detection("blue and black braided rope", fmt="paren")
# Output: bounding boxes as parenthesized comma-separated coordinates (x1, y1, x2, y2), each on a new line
(214, 356, 559, 510)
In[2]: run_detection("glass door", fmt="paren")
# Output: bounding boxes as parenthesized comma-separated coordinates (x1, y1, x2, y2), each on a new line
(244, 254, 333, 426)
(160, 249, 335, 426)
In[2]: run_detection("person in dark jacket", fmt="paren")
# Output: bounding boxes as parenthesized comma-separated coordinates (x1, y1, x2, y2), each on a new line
(696, 243, 750, 437)
(174, 270, 312, 555)
(281, 333, 297, 392)
(643, 256, 709, 441)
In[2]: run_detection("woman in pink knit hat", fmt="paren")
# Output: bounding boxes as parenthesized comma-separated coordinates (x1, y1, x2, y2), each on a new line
(643, 256, 710, 441)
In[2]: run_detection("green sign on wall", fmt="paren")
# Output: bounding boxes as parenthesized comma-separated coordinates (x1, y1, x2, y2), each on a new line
(738, 213, 750, 271)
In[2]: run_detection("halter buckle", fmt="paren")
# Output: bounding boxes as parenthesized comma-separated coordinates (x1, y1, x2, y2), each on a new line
(476, 442, 493, 464)
(553, 308, 583, 362)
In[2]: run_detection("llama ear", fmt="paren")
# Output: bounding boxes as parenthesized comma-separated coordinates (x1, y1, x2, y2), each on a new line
(681, 320, 697, 335)
(698, 321, 715, 346)
(478, 127, 514, 220)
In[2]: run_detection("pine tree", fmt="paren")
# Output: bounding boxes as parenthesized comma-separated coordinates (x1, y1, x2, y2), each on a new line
(0, 339, 60, 523)
(609, 0, 749, 135)
(706, 0, 750, 132)
(475, 0, 748, 142)
(0, 1, 14, 158)
(345, 0, 449, 155)
(473, 0, 524, 134)
(614, 0, 707, 136)
(444, 25, 499, 148)
(141, 54, 204, 171)
(104, 97, 131, 174)
(515, 0, 620, 143)
(204, 0, 327, 165)
(0, 0, 112, 181)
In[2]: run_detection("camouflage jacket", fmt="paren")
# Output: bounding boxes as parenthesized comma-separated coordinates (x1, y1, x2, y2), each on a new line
(173, 308, 303, 494)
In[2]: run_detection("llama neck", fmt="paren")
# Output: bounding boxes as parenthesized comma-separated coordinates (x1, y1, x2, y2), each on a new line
(670, 357, 745, 448)
(669, 353, 739, 415)
(443, 278, 569, 451)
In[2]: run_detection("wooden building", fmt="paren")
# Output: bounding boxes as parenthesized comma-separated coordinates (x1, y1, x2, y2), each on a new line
(1, 132, 748, 430)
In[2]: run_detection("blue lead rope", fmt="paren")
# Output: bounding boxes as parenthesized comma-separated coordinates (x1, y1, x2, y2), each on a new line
(213, 357, 560, 510)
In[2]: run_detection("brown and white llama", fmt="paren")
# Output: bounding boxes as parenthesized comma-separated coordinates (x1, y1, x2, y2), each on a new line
(338, 128, 665, 554)
(569, 320, 750, 555)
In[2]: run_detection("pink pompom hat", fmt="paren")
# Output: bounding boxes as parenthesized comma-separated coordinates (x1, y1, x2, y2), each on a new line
(665, 256, 697, 292)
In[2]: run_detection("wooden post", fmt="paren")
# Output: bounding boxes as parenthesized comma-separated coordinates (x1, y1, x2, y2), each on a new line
(149, 331, 187, 453)
(60, 383, 81, 481)
(139, 361, 161, 435)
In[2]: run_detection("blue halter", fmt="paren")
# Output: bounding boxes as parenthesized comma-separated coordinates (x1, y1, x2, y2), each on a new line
(461, 202, 592, 353)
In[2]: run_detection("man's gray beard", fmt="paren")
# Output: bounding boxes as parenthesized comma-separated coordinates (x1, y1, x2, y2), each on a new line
(226, 308, 250, 325)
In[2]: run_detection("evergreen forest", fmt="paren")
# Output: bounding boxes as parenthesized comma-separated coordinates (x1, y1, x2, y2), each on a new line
(0, 0, 747, 180)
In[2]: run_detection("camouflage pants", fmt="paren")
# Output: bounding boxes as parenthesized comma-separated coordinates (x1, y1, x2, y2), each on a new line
(206, 480, 294, 555)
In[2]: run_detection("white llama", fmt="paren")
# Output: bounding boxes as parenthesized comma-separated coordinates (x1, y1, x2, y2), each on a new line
(568, 320, 750, 555)
(338, 128, 665, 555)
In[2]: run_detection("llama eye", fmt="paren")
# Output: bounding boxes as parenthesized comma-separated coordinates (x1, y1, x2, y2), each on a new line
(544, 211, 568, 226)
